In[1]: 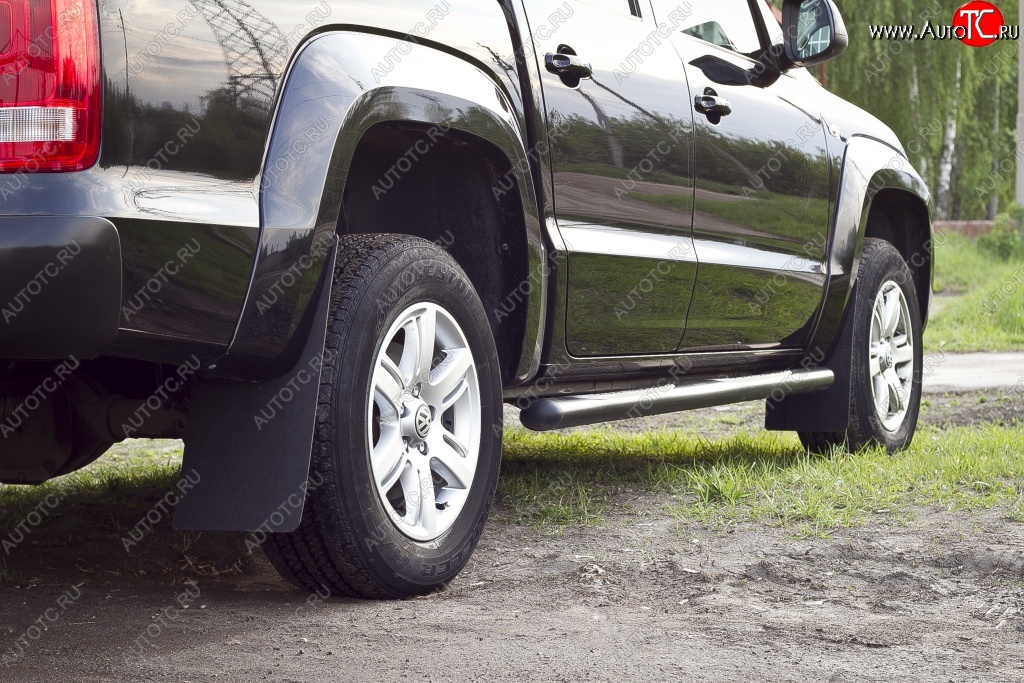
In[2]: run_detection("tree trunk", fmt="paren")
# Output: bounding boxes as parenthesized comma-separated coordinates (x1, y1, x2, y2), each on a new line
(989, 79, 1001, 220)
(1015, 0, 1024, 231)
(910, 61, 925, 177)
(1017, 0, 1024, 218)
(936, 58, 961, 220)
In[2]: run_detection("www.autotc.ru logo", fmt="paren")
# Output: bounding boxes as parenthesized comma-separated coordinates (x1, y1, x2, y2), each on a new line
(953, 1, 1013, 47)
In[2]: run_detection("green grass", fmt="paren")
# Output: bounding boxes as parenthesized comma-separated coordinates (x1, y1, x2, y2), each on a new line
(930, 232, 1003, 295)
(924, 233, 1024, 352)
(1, 425, 1021, 548)
(499, 425, 1024, 536)
(0, 441, 182, 541)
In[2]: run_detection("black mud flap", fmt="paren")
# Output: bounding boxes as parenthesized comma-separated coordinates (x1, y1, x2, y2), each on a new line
(765, 304, 855, 433)
(173, 241, 337, 532)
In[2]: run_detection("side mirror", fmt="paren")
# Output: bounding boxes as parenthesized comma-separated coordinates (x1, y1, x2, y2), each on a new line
(780, 0, 848, 69)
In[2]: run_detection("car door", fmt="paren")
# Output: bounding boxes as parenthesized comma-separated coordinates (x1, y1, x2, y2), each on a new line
(651, 0, 832, 351)
(521, 0, 698, 357)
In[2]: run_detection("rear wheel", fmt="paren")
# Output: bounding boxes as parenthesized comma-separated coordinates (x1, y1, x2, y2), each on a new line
(800, 238, 923, 454)
(264, 234, 502, 599)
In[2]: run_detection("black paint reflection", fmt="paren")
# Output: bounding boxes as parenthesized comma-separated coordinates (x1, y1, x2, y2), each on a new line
(523, 0, 698, 357)
(105, 0, 530, 352)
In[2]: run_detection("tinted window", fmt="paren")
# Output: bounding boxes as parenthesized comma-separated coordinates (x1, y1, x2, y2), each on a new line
(576, 0, 642, 17)
(654, 0, 763, 54)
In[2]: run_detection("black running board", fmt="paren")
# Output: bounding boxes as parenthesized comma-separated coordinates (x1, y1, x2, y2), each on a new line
(519, 369, 835, 431)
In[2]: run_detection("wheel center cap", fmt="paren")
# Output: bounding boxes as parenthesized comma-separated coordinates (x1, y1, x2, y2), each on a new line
(413, 404, 432, 439)
(885, 345, 895, 369)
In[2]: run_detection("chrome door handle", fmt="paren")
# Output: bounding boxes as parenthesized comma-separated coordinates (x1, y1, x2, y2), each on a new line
(545, 53, 593, 80)
(695, 95, 732, 116)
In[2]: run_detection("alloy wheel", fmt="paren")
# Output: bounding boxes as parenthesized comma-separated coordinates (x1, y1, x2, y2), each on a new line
(868, 280, 915, 433)
(367, 302, 481, 542)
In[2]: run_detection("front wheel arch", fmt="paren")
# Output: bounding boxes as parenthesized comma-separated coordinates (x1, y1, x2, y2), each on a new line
(863, 188, 933, 329)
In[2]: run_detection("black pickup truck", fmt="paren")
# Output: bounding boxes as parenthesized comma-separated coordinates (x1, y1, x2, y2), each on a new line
(0, 0, 932, 598)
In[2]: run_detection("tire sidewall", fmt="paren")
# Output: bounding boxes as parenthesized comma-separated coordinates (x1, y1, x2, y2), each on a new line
(320, 243, 501, 595)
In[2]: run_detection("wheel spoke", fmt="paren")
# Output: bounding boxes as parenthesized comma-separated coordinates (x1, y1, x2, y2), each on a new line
(413, 307, 438, 384)
(882, 289, 901, 337)
(884, 368, 906, 413)
(374, 430, 407, 492)
(399, 463, 437, 536)
(893, 339, 914, 366)
(425, 348, 473, 408)
(417, 464, 438, 535)
(873, 375, 889, 415)
(871, 305, 884, 341)
(374, 355, 406, 420)
(430, 430, 474, 489)
(869, 343, 884, 379)
(399, 464, 420, 529)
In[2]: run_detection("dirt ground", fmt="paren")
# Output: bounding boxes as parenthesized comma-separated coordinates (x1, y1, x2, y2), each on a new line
(1, 391, 1022, 683)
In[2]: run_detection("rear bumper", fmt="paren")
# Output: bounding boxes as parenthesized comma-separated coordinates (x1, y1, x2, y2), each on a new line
(0, 216, 121, 359)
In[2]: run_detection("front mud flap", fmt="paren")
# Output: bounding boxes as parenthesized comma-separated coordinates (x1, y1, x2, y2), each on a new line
(765, 303, 855, 433)
(173, 242, 337, 532)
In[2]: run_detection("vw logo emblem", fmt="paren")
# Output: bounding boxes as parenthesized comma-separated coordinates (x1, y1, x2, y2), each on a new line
(414, 405, 432, 439)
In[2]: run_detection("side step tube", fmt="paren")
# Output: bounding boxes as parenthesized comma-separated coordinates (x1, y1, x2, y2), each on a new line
(519, 368, 835, 432)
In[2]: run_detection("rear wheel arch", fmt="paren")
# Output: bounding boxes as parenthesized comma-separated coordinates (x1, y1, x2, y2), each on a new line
(216, 31, 545, 385)
(338, 121, 538, 388)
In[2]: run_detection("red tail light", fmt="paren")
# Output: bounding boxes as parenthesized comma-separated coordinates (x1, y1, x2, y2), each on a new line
(0, 0, 99, 173)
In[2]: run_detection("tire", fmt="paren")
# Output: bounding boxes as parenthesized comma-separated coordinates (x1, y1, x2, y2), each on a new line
(264, 234, 502, 599)
(800, 238, 923, 454)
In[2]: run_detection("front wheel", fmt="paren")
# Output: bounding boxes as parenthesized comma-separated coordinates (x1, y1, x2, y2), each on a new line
(264, 234, 503, 599)
(800, 238, 923, 454)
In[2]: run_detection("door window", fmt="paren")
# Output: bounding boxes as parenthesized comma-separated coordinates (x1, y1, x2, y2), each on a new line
(653, 0, 763, 54)
(575, 0, 643, 18)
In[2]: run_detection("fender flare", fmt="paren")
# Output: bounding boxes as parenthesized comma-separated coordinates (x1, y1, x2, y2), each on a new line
(767, 136, 932, 433)
(209, 30, 544, 383)
(809, 136, 932, 359)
